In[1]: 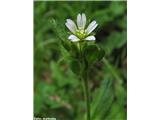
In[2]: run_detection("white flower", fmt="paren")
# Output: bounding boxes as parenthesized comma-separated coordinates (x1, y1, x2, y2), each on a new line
(65, 13, 98, 42)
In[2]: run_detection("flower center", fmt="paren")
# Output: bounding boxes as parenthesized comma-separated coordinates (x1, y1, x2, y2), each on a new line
(76, 29, 86, 40)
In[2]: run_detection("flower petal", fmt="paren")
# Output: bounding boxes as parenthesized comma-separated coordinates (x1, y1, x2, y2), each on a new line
(86, 21, 96, 32)
(82, 13, 86, 29)
(68, 35, 80, 42)
(85, 36, 96, 41)
(85, 20, 98, 34)
(65, 23, 74, 33)
(77, 13, 83, 29)
(65, 19, 77, 33)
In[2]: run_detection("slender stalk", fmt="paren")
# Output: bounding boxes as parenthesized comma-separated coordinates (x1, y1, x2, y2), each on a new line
(79, 42, 91, 120)
(82, 72, 91, 120)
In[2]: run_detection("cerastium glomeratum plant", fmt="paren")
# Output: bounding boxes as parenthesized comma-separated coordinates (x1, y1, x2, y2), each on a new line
(53, 13, 105, 120)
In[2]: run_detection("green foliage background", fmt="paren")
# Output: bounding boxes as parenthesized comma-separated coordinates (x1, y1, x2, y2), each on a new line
(34, 1, 127, 120)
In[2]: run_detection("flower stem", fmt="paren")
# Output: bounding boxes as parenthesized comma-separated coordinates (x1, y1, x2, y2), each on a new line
(79, 42, 91, 120)
(82, 72, 91, 120)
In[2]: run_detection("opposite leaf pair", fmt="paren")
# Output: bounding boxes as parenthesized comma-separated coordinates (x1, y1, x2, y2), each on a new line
(62, 40, 105, 75)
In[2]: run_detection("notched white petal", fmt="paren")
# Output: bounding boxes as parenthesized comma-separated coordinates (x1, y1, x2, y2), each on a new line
(85, 21, 98, 34)
(87, 24, 98, 34)
(68, 35, 80, 42)
(87, 21, 96, 30)
(82, 13, 86, 29)
(65, 22, 75, 33)
(85, 36, 96, 41)
(77, 14, 82, 29)
(66, 19, 77, 33)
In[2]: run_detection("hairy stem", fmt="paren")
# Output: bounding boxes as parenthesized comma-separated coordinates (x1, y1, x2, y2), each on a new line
(79, 42, 91, 120)
(82, 72, 91, 120)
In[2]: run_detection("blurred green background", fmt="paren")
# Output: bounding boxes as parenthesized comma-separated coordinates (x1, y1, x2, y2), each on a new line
(34, 1, 127, 120)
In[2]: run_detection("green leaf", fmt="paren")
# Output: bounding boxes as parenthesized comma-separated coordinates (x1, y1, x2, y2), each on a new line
(84, 45, 99, 64)
(91, 78, 114, 120)
(69, 59, 81, 75)
(34, 94, 43, 114)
